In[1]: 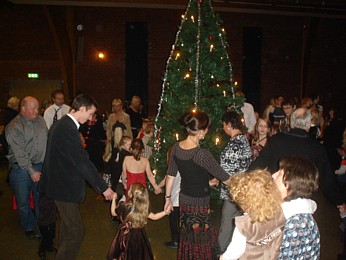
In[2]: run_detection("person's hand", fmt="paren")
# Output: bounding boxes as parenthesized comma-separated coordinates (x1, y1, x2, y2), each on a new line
(154, 187, 162, 195)
(209, 178, 219, 187)
(103, 188, 115, 201)
(164, 198, 173, 213)
(164, 208, 171, 215)
(31, 171, 41, 183)
(112, 193, 117, 201)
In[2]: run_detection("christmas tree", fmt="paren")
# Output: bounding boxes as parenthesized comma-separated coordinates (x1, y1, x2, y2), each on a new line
(151, 0, 243, 183)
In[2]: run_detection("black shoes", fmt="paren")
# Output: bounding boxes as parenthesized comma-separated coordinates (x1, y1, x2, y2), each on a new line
(164, 241, 178, 249)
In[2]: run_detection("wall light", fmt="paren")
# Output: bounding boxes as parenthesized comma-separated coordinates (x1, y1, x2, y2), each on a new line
(98, 52, 105, 59)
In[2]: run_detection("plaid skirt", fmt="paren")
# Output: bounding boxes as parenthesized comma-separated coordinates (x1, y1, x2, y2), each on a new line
(178, 193, 219, 260)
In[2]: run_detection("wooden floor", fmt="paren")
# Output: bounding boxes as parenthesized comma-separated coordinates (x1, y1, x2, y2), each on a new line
(0, 157, 343, 259)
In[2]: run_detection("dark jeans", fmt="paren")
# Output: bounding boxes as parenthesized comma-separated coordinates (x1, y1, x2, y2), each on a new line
(169, 206, 180, 242)
(54, 201, 85, 260)
(9, 163, 41, 232)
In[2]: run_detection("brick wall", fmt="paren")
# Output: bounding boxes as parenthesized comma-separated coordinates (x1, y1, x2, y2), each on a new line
(0, 2, 345, 122)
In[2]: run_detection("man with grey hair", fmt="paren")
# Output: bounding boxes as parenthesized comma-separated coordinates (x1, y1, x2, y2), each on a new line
(290, 107, 311, 130)
(250, 107, 344, 206)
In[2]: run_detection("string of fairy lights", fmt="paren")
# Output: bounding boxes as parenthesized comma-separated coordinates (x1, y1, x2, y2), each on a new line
(194, 1, 202, 108)
(153, 0, 236, 159)
(153, 0, 193, 154)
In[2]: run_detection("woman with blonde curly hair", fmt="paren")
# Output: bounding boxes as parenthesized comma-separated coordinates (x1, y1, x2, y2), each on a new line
(221, 169, 285, 260)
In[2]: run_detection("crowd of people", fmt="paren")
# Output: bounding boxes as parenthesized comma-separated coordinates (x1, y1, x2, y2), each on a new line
(0, 90, 346, 260)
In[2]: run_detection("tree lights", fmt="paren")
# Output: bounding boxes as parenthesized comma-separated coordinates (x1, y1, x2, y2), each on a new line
(151, 0, 243, 185)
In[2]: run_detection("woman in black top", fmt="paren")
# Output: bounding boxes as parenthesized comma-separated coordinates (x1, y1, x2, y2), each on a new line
(164, 111, 230, 260)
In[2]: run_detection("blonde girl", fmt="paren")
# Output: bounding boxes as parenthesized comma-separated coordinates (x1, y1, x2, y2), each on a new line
(108, 183, 168, 260)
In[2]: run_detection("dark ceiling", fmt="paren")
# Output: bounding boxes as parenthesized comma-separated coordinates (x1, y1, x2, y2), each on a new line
(7, 0, 346, 19)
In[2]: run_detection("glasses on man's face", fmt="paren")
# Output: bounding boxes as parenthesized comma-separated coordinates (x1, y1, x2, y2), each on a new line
(282, 106, 292, 110)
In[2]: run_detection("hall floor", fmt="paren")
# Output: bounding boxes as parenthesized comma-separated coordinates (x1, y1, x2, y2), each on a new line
(0, 157, 343, 259)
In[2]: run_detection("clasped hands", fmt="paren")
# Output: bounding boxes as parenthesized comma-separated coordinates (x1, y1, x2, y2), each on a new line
(31, 171, 41, 183)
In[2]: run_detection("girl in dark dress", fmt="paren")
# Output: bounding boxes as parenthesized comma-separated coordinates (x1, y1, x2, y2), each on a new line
(108, 183, 168, 260)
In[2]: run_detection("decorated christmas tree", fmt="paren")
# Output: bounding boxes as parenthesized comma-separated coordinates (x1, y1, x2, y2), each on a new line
(151, 0, 243, 183)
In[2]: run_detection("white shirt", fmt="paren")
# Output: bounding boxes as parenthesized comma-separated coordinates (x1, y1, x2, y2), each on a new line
(44, 103, 70, 129)
(171, 172, 181, 207)
(241, 102, 256, 133)
(222, 225, 246, 260)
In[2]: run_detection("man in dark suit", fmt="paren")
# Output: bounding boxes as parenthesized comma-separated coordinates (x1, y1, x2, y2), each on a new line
(250, 107, 345, 206)
(40, 94, 114, 260)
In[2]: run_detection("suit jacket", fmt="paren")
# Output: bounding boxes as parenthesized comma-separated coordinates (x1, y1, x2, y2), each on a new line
(40, 115, 108, 203)
(250, 128, 344, 205)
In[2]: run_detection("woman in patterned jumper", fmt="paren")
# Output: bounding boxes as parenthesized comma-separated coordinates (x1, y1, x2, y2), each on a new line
(273, 156, 320, 259)
(164, 111, 230, 260)
(218, 111, 253, 253)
